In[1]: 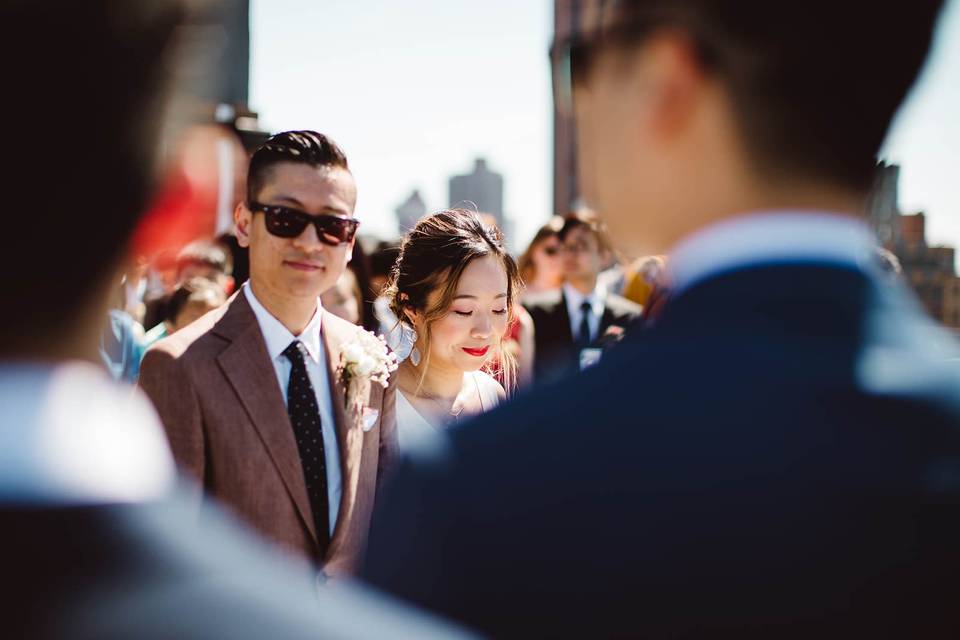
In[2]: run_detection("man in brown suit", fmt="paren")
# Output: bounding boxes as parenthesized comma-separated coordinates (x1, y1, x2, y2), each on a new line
(141, 131, 397, 578)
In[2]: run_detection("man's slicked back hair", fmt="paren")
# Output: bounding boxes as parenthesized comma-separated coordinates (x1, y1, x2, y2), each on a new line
(247, 130, 350, 203)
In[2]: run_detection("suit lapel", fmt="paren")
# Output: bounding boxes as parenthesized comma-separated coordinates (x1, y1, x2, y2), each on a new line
(557, 290, 574, 346)
(321, 313, 364, 549)
(599, 305, 616, 340)
(213, 295, 318, 545)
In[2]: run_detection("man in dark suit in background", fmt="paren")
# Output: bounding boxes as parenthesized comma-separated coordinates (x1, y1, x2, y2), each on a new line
(0, 2, 464, 638)
(363, 1, 960, 637)
(524, 213, 641, 384)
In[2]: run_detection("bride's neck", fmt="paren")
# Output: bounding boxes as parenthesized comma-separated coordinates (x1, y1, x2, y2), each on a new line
(400, 359, 465, 400)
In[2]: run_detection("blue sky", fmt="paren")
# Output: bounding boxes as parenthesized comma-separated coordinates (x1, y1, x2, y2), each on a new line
(251, 0, 960, 258)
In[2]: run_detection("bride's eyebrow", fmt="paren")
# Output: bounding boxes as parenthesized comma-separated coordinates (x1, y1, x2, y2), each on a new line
(452, 293, 508, 300)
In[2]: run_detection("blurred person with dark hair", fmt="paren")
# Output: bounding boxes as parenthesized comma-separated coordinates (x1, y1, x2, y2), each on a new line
(142, 277, 228, 350)
(0, 3, 465, 639)
(363, 1, 960, 636)
(517, 217, 565, 297)
(140, 130, 399, 579)
(384, 209, 518, 451)
(369, 241, 408, 352)
(523, 212, 641, 384)
(176, 239, 235, 291)
(143, 239, 234, 331)
(322, 268, 363, 326)
(348, 240, 378, 332)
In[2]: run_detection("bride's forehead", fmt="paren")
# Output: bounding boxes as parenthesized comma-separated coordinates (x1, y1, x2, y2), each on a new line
(454, 256, 509, 296)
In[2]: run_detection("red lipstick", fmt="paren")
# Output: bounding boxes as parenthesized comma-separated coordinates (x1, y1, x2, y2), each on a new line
(462, 346, 490, 357)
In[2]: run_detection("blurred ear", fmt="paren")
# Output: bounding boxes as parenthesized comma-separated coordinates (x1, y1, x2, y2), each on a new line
(235, 201, 252, 249)
(642, 31, 708, 139)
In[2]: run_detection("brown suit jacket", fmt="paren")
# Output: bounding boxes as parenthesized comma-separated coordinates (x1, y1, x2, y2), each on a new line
(139, 293, 398, 576)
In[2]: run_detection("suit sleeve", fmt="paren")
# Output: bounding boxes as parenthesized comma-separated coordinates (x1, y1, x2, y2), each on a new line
(139, 347, 205, 490)
(375, 370, 400, 494)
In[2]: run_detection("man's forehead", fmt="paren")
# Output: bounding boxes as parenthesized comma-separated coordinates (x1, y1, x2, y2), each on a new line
(260, 162, 357, 213)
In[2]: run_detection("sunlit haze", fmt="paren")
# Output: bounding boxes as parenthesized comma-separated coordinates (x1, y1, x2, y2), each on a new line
(252, 0, 960, 259)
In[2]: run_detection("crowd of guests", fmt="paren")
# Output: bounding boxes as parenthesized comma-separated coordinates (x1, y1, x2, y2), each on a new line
(102, 197, 668, 398)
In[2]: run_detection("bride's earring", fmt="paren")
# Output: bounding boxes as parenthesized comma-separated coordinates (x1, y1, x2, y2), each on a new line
(409, 327, 421, 366)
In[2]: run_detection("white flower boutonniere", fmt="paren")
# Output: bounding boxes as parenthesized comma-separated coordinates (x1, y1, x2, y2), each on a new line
(338, 330, 398, 431)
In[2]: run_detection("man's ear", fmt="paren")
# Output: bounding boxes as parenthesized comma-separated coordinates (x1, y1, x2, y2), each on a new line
(644, 31, 707, 138)
(345, 238, 355, 265)
(235, 201, 252, 249)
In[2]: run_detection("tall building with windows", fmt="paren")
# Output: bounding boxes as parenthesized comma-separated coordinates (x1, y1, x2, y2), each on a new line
(866, 163, 960, 334)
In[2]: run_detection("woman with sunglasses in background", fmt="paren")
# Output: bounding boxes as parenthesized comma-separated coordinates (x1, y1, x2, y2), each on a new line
(517, 217, 565, 299)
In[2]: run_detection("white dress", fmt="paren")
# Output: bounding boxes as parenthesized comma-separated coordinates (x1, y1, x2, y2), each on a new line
(396, 370, 502, 453)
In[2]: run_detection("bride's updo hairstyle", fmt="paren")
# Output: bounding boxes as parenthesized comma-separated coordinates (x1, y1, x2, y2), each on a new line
(385, 209, 521, 390)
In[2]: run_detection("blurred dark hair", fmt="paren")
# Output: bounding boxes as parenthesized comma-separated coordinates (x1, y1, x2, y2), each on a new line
(0, 1, 187, 349)
(518, 217, 564, 284)
(348, 241, 377, 332)
(370, 242, 401, 284)
(385, 209, 521, 389)
(559, 211, 614, 254)
(176, 240, 233, 277)
(600, 0, 944, 190)
(247, 130, 349, 203)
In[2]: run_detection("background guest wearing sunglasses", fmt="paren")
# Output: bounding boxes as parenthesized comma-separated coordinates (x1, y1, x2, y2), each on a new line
(517, 217, 565, 299)
(141, 131, 398, 580)
(523, 212, 642, 385)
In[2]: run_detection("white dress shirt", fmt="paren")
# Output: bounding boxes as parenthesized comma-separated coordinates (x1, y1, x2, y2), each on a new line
(244, 284, 342, 536)
(667, 210, 878, 296)
(563, 282, 606, 343)
(0, 362, 175, 504)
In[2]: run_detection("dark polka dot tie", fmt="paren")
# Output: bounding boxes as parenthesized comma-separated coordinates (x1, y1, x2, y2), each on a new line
(282, 340, 331, 553)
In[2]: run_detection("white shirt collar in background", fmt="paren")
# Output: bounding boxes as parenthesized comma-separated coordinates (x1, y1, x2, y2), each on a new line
(668, 211, 877, 296)
(563, 282, 605, 318)
(563, 282, 606, 342)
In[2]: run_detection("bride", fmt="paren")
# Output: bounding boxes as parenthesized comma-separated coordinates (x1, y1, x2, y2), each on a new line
(383, 209, 521, 451)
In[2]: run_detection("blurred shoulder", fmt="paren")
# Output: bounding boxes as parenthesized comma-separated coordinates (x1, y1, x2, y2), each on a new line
(143, 301, 230, 362)
(522, 289, 564, 314)
(605, 293, 643, 319)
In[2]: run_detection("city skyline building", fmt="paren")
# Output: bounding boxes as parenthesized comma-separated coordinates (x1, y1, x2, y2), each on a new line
(394, 189, 428, 235)
(866, 163, 960, 334)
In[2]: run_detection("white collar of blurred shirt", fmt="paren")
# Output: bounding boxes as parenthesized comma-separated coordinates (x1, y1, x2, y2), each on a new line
(0, 362, 175, 504)
(563, 281, 606, 318)
(668, 211, 878, 296)
(244, 282, 323, 364)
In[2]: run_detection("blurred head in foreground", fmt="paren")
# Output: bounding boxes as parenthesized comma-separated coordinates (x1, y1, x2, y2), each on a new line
(563, 0, 944, 255)
(0, 1, 193, 361)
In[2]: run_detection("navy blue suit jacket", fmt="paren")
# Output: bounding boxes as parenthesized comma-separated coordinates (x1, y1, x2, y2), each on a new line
(363, 263, 960, 638)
